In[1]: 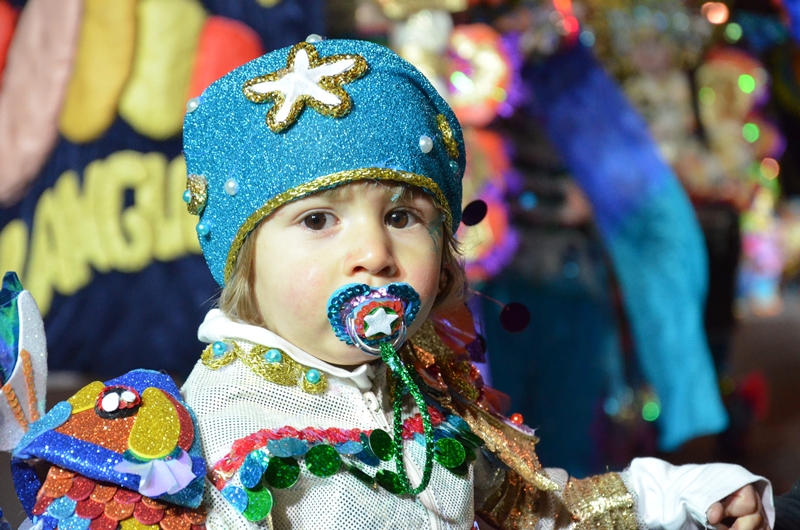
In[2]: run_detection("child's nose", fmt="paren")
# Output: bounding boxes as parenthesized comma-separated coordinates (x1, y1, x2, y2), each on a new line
(344, 223, 397, 278)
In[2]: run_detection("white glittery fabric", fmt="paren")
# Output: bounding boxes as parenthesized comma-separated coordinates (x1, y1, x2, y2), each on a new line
(183, 311, 483, 530)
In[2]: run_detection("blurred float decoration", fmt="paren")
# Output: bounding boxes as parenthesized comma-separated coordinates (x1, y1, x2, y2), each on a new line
(390, 17, 522, 283)
(693, 48, 787, 316)
(448, 26, 520, 283)
(575, 0, 711, 78)
(0, 0, 318, 206)
(738, 186, 785, 317)
(777, 198, 800, 284)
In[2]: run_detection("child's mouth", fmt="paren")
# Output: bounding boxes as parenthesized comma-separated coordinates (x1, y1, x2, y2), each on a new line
(326, 283, 421, 356)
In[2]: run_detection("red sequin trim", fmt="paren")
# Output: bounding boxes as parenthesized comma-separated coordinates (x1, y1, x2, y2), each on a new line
(210, 406, 446, 489)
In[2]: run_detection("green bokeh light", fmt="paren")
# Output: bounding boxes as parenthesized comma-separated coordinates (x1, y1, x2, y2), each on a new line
(699, 87, 716, 106)
(743, 123, 760, 143)
(739, 74, 755, 94)
(642, 401, 661, 422)
(450, 71, 474, 94)
(725, 23, 743, 43)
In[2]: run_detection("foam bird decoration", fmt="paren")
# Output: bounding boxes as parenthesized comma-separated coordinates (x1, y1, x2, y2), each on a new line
(12, 370, 207, 529)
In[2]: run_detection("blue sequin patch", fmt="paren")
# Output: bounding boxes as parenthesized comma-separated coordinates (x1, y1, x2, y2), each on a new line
(336, 441, 364, 455)
(222, 485, 249, 513)
(240, 451, 268, 488)
(59, 515, 91, 530)
(46, 497, 77, 520)
(267, 437, 308, 457)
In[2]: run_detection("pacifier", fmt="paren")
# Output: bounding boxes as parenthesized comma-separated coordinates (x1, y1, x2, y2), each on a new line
(327, 283, 421, 355)
(326, 283, 434, 495)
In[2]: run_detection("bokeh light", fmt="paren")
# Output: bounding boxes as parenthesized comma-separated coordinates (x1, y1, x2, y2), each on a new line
(761, 158, 780, 180)
(701, 2, 729, 25)
(491, 87, 507, 102)
(743, 123, 760, 143)
(699, 87, 716, 106)
(450, 71, 474, 94)
(642, 401, 661, 422)
(738, 74, 755, 94)
(725, 22, 743, 42)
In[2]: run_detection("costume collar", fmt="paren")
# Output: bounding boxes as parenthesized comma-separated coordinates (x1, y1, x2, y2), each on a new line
(197, 309, 374, 390)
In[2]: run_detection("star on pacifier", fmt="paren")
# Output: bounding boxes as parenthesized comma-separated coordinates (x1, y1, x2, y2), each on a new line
(363, 307, 399, 337)
(242, 41, 368, 133)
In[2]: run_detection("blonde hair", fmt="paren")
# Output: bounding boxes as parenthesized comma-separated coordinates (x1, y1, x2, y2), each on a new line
(218, 184, 467, 327)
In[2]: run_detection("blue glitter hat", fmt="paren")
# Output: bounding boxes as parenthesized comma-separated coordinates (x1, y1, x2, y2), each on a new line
(183, 38, 466, 286)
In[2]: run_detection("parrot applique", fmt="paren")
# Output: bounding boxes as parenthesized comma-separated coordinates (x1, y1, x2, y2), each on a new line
(0, 272, 207, 530)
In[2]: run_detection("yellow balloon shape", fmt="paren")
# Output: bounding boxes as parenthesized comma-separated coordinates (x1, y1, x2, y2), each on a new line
(128, 387, 180, 460)
(66, 381, 106, 414)
(59, 0, 137, 143)
(118, 0, 206, 140)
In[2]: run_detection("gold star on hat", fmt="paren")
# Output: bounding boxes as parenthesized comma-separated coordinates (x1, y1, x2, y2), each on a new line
(243, 42, 368, 133)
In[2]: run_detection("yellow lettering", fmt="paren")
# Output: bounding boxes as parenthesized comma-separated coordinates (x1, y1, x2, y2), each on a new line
(5, 150, 204, 316)
(51, 172, 92, 295)
(93, 151, 153, 272)
(25, 189, 58, 314)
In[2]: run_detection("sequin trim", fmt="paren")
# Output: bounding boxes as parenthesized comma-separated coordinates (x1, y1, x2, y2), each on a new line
(2, 384, 27, 430)
(436, 114, 459, 160)
(185, 174, 208, 216)
(200, 342, 327, 394)
(562, 473, 637, 530)
(407, 321, 561, 493)
(21, 349, 40, 421)
(209, 404, 473, 496)
(242, 42, 368, 133)
(223, 168, 452, 283)
(210, 406, 448, 487)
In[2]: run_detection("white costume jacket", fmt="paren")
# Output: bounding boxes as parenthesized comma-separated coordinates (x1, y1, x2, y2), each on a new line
(182, 310, 774, 530)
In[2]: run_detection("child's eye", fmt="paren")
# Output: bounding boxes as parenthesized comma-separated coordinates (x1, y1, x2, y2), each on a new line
(386, 210, 417, 229)
(302, 212, 335, 230)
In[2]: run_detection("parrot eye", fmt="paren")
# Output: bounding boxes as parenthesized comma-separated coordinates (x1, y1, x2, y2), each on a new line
(95, 385, 142, 419)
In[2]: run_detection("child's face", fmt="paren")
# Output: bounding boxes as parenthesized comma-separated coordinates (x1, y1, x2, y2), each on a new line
(252, 181, 445, 366)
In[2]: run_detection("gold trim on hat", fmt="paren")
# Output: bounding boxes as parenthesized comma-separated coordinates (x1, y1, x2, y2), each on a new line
(436, 114, 459, 160)
(224, 168, 453, 283)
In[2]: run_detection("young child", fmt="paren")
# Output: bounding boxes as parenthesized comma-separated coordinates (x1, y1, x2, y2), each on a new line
(179, 38, 774, 529)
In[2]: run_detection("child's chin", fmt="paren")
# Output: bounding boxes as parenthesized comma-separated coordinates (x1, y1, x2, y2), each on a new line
(323, 342, 379, 367)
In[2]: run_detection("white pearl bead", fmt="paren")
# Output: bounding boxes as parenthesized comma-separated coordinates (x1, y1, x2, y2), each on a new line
(225, 178, 238, 196)
(419, 135, 433, 154)
(306, 34, 323, 43)
(101, 393, 120, 412)
(121, 391, 136, 403)
(186, 98, 200, 113)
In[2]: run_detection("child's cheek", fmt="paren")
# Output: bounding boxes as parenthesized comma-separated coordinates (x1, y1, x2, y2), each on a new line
(281, 261, 329, 308)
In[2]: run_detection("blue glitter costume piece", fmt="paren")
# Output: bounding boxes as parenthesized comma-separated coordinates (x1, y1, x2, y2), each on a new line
(0, 272, 23, 385)
(183, 39, 466, 286)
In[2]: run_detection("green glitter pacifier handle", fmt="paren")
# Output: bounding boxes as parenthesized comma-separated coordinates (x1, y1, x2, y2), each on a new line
(327, 283, 434, 495)
(379, 341, 434, 495)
